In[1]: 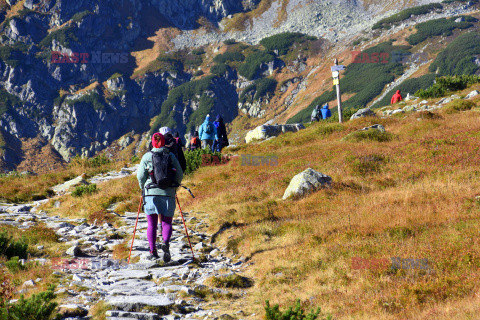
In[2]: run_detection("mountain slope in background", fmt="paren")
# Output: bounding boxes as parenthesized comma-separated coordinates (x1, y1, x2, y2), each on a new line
(0, 0, 478, 172)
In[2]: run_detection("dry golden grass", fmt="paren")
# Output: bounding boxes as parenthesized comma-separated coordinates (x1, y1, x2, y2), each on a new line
(0, 158, 123, 203)
(180, 107, 480, 318)
(40, 175, 140, 223)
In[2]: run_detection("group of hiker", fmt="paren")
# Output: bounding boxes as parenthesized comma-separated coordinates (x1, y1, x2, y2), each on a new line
(136, 114, 228, 262)
(311, 104, 332, 122)
(189, 115, 229, 152)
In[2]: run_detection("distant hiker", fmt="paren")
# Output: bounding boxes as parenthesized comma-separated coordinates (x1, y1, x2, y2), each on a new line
(321, 104, 332, 120)
(213, 115, 229, 152)
(199, 115, 217, 150)
(311, 105, 322, 122)
(391, 90, 403, 104)
(159, 127, 187, 173)
(137, 133, 183, 262)
(190, 131, 201, 150)
(173, 131, 185, 149)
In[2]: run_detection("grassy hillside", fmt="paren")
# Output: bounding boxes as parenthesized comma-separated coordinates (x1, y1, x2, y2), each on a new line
(178, 85, 480, 318)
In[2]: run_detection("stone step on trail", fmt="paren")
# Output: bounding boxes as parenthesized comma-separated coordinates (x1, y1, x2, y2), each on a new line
(106, 310, 161, 320)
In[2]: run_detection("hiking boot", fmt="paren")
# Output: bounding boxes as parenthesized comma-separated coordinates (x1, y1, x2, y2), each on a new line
(149, 249, 159, 260)
(161, 243, 171, 263)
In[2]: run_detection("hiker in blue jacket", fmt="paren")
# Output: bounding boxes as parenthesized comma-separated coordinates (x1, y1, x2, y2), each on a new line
(198, 115, 217, 150)
(321, 104, 332, 120)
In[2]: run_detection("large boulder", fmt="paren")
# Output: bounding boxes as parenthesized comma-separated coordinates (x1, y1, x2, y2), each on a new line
(245, 124, 305, 143)
(282, 168, 332, 200)
(52, 174, 89, 194)
(466, 90, 479, 99)
(350, 108, 376, 120)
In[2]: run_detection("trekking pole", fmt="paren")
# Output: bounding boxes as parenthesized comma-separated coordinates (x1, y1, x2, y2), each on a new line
(180, 185, 195, 199)
(175, 195, 195, 260)
(128, 196, 143, 264)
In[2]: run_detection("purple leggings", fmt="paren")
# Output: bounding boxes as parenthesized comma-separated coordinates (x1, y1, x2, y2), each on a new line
(147, 214, 173, 252)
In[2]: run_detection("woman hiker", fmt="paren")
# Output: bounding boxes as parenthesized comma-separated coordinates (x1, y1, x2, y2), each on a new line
(137, 133, 183, 262)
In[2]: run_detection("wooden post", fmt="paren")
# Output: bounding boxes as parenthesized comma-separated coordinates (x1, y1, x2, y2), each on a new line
(334, 59, 343, 123)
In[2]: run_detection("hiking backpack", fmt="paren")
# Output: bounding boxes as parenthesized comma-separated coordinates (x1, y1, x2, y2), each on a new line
(205, 122, 214, 134)
(147, 151, 176, 189)
(191, 137, 199, 148)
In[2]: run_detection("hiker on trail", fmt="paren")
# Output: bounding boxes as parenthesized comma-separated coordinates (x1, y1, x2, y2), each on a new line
(198, 115, 217, 150)
(321, 104, 332, 120)
(311, 105, 322, 122)
(190, 131, 201, 150)
(160, 127, 187, 173)
(212, 115, 229, 152)
(173, 131, 185, 149)
(391, 90, 403, 104)
(137, 133, 183, 262)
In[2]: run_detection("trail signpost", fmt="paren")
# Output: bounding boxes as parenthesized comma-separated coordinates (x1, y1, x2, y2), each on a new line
(331, 59, 345, 123)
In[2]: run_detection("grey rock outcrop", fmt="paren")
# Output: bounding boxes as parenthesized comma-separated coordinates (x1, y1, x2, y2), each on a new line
(245, 123, 305, 143)
(282, 168, 332, 200)
(350, 108, 376, 120)
(466, 90, 479, 99)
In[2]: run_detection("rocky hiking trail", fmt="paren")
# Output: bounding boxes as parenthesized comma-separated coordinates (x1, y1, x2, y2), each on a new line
(0, 167, 252, 320)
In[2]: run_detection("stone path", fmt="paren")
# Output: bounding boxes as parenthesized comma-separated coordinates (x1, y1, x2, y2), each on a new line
(0, 167, 251, 320)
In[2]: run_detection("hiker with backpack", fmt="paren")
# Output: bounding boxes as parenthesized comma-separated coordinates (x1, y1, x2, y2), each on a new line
(160, 127, 187, 173)
(321, 104, 332, 120)
(173, 132, 185, 150)
(137, 132, 183, 262)
(198, 115, 217, 151)
(190, 131, 201, 150)
(311, 105, 321, 122)
(213, 115, 229, 152)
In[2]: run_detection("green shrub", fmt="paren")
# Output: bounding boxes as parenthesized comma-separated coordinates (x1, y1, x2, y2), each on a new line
(0, 88, 22, 117)
(192, 48, 205, 55)
(0, 43, 29, 67)
(39, 26, 79, 48)
(415, 75, 480, 98)
(184, 149, 225, 175)
(0, 285, 60, 320)
(72, 184, 97, 197)
(71, 10, 92, 23)
(108, 73, 122, 80)
(344, 129, 394, 143)
(429, 32, 480, 76)
(0, 232, 28, 259)
(265, 299, 330, 320)
(194, 70, 204, 77)
(210, 63, 229, 76)
(372, 4, 443, 30)
(131, 155, 140, 164)
(443, 99, 477, 114)
(5, 256, 28, 273)
(223, 39, 237, 45)
(288, 41, 410, 123)
(406, 16, 475, 46)
(238, 51, 275, 80)
(65, 92, 106, 111)
(260, 32, 317, 55)
(150, 76, 218, 134)
(213, 51, 245, 64)
(239, 78, 277, 103)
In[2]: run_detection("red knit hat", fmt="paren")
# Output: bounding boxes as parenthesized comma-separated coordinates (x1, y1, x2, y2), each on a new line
(152, 133, 165, 148)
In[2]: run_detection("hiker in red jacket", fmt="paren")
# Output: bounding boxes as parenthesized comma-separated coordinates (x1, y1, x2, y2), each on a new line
(391, 90, 403, 104)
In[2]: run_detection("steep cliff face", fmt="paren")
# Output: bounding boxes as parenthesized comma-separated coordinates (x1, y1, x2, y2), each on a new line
(0, 0, 256, 164)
